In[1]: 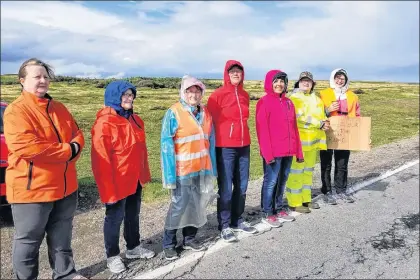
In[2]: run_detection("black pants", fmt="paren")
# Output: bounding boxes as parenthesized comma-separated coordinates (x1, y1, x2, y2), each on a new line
(104, 184, 142, 258)
(320, 149, 351, 194)
(162, 226, 198, 249)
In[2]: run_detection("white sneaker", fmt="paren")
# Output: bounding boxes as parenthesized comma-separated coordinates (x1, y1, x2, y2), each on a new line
(107, 256, 126, 274)
(126, 245, 155, 259)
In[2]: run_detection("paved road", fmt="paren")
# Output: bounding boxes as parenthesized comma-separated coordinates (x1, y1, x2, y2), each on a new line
(138, 164, 419, 279)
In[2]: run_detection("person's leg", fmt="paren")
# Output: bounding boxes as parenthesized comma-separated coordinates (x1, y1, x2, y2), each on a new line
(260, 158, 282, 228)
(125, 184, 155, 259)
(301, 150, 320, 209)
(334, 149, 354, 203)
(274, 157, 296, 221)
(11, 202, 52, 280)
(285, 156, 304, 209)
(45, 191, 79, 280)
(162, 229, 179, 260)
(216, 147, 236, 233)
(182, 226, 205, 251)
(103, 198, 126, 259)
(320, 149, 333, 194)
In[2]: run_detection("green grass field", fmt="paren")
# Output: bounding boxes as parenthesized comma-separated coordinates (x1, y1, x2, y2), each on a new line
(1, 75, 419, 203)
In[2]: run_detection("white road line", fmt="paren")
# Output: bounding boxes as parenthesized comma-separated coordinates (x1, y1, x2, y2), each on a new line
(132, 159, 419, 279)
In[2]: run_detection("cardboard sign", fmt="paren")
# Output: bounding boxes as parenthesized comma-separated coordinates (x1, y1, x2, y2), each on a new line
(326, 116, 371, 151)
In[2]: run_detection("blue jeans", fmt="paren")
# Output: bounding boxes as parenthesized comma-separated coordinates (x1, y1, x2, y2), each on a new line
(261, 157, 293, 216)
(216, 145, 250, 230)
(162, 226, 198, 249)
(104, 183, 142, 258)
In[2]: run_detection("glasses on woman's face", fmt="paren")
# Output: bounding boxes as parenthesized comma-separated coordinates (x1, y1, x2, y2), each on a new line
(122, 93, 135, 99)
(335, 77, 346, 82)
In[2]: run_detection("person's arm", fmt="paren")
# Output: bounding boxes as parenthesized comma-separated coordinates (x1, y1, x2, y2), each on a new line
(68, 113, 85, 162)
(161, 109, 178, 189)
(3, 105, 72, 163)
(138, 117, 152, 185)
(91, 120, 115, 194)
(207, 92, 221, 124)
(292, 97, 324, 130)
(355, 99, 361, 117)
(209, 123, 217, 177)
(256, 100, 274, 164)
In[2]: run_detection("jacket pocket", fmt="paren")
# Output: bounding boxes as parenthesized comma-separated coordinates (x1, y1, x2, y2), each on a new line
(26, 161, 33, 190)
(229, 123, 234, 138)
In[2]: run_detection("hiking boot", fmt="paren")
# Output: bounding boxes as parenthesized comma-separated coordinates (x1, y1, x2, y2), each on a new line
(126, 245, 155, 259)
(262, 215, 283, 228)
(107, 256, 126, 274)
(276, 210, 296, 222)
(164, 247, 179, 260)
(183, 239, 206, 252)
(324, 192, 338, 205)
(232, 221, 258, 234)
(339, 193, 355, 203)
(290, 206, 311, 214)
(221, 227, 238, 242)
(303, 202, 320, 209)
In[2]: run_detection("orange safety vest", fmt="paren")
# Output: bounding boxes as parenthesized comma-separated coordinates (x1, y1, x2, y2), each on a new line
(171, 102, 213, 177)
(319, 88, 359, 117)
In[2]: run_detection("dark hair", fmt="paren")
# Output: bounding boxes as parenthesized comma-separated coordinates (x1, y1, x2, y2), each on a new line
(18, 58, 55, 80)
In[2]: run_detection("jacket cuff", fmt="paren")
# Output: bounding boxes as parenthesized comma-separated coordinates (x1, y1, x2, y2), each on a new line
(69, 142, 80, 161)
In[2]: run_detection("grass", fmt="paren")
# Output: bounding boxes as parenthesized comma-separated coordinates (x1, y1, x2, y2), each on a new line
(1, 76, 419, 204)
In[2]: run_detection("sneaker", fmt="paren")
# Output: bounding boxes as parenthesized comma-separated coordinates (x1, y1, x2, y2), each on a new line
(324, 193, 338, 205)
(70, 274, 89, 280)
(303, 202, 320, 209)
(126, 245, 155, 259)
(261, 215, 283, 228)
(232, 221, 258, 234)
(339, 193, 355, 203)
(276, 210, 296, 222)
(183, 239, 206, 252)
(290, 206, 311, 214)
(221, 227, 238, 242)
(164, 247, 179, 260)
(107, 256, 126, 274)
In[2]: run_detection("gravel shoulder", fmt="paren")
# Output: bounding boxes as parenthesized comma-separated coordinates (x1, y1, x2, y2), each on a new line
(1, 135, 418, 279)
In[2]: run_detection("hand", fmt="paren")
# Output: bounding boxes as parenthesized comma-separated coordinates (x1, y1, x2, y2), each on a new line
(327, 101, 339, 113)
(296, 158, 304, 163)
(322, 120, 331, 131)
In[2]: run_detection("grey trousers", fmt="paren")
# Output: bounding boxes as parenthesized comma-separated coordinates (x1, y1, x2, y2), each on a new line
(11, 191, 78, 280)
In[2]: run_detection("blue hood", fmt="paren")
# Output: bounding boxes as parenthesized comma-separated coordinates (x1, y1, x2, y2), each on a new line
(104, 80, 137, 114)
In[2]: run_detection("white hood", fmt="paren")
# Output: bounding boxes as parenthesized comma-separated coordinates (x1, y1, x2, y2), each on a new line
(179, 75, 206, 104)
(329, 68, 349, 100)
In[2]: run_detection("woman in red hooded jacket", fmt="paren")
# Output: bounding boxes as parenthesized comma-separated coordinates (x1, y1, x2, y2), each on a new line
(207, 60, 257, 242)
(256, 70, 304, 228)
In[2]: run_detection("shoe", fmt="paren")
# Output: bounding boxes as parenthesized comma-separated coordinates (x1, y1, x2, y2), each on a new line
(324, 192, 338, 205)
(339, 193, 355, 203)
(183, 239, 206, 252)
(107, 256, 126, 274)
(126, 245, 155, 259)
(70, 274, 89, 280)
(290, 206, 311, 214)
(276, 210, 295, 222)
(164, 247, 179, 260)
(303, 202, 320, 209)
(221, 227, 238, 242)
(261, 215, 283, 228)
(232, 221, 258, 234)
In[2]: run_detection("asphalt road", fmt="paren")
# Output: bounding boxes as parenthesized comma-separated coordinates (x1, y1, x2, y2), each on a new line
(141, 164, 419, 279)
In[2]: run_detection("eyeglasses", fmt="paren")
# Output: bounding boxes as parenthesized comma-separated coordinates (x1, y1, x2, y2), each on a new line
(122, 93, 135, 99)
(229, 69, 243, 74)
(334, 77, 346, 82)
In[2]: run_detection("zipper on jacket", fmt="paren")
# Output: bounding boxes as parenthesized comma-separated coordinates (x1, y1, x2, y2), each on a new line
(234, 86, 244, 146)
(46, 100, 67, 196)
(229, 123, 234, 138)
(26, 161, 33, 190)
(286, 99, 291, 155)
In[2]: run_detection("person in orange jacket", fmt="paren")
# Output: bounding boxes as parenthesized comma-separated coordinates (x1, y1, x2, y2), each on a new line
(91, 80, 155, 274)
(3, 58, 86, 280)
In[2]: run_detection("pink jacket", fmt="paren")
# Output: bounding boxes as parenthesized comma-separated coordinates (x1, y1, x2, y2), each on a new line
(256, 70, 304, 164)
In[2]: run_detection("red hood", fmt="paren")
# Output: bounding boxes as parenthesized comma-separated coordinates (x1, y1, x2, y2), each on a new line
(223, 60, 245, 90)
(264, 69, 288, 97)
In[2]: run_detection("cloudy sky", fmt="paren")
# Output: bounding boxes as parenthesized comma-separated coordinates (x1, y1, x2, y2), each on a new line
(1, 1, 419, 82)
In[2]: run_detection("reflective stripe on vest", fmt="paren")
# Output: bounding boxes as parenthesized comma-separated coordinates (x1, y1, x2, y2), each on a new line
(320, 88, 357, 117)
(171, 102, 213, 177)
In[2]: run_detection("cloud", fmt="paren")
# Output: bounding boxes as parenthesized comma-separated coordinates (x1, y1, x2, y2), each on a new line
(1, 1, 418, 82)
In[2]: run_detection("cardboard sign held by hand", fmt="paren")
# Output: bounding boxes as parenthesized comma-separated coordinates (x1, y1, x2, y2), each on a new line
(326, 116, 371, 151)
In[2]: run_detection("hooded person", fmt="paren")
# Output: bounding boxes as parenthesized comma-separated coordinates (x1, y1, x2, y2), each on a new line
(160, 75, 218, 260)
(91, 80, 155, 274)
(285, 71, 329, 213)
(255, 69, 304, 228)
(319, 68, 361, 204)
(207, 60, 258, 243)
